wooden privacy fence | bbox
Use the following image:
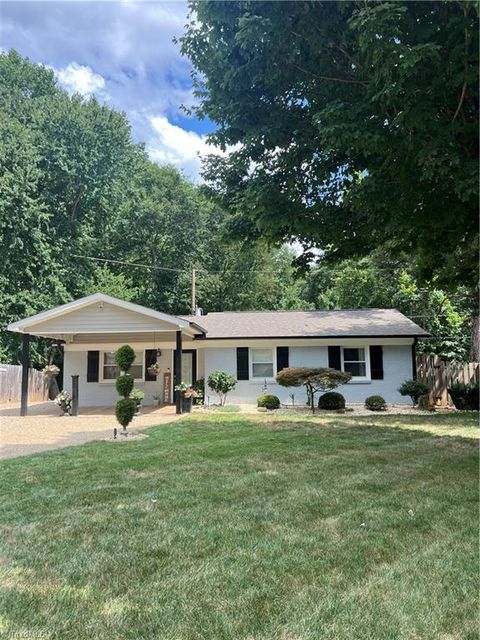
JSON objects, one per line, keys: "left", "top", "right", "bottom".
{"left": 416, "top": 355, "right": 479, "bottom": 406}
{"left": 0, "top": 364, "right": 49, "bottom": 404}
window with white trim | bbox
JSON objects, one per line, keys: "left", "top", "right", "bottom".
{"left": 101, "top": 351, "right": 144, "bottom": 381}
{"left": 250, "top": 348, "right": 274, "bottom": 379}
{"left": 342, "top": 347, "right": 369, "bottom": 380}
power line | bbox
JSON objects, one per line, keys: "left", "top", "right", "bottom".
{"left": 71, "top": 255, "right": 183, "bottom": 273}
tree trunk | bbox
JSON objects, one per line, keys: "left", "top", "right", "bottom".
{"left": 470, "top": 283, "right": 479, "bottom": 362}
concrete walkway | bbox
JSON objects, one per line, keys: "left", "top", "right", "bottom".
{"left": 0, "top": 402, "right": 180, "bottom": 460}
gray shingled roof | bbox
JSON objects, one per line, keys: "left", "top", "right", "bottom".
{"left": 182, "top": 309, "right": 428, "bottom": 339}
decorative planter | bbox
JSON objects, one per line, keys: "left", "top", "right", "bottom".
{"left": 182, "top": 395, "right": 193, "bottom": 414}
{"left": 147, "top": 365, "right": 161, "bottom": 377}
{"left": 59, "top": 401, "right": 71, "bottom": 416}
{"left": 134, "top": 400, "right": 142, "bottom": 416}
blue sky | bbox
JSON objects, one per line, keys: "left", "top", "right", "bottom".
{"left": 0, "top": 0, "right": 219, "bottom": 180}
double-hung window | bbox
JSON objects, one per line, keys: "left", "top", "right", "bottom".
{"left": 250, "top": 348, "right": 274, "bottom": 380}
{"left": 101, "top": 350, "right": 144, "bottom": 382}
{"left": 342, "top": 347, "right": 369, "bottom": 381}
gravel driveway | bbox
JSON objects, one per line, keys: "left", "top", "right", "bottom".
{"left": 0, "top": 402, "right": 180, "bottom": 460}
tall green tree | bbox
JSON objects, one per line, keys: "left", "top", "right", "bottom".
{"left": 181, "top": 1, "right": 479, "bottom": 356}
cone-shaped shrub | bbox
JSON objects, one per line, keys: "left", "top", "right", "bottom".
{"left": 116, "top": 374, "right": 134, "bottom": 398}
{"left": 115, "top": 398, "right": 136, "bottom": 427}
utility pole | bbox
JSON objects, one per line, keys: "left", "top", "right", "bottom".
{"left": 191, "top": 269, "right": 196, "bottom": 314}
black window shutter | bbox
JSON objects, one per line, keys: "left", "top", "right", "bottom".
{"left": 328, "top": 346, "right": 341, "bottom": 370}
{"left": 370, "top": 345, "right": 384, "bottom": 380}
{"left": 276, "top": 346, "right": 289, "bottom": 373}
{"left": 236, "top": 347, "right": 249, "bottom": 380}
{"left": 87, "top": 350, "right": 99, "bottom": 382}
{"left": 145, "top": 349, "right": 157, "bottom": 381}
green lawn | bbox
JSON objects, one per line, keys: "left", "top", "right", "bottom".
{"left": 1, "top": 412, "right": 478, "bottom": 640}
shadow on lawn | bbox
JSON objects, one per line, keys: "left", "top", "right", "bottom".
{"left": 248, "top": 410, "right": 480, "bottom": 441}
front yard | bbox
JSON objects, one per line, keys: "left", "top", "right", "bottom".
{"left": 0, "top": 412, "right": 478, "bottom": 639}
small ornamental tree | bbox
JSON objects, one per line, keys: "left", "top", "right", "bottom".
{"left": 276, "top": 367, "right": 352, "bottom": 414}
{"left": 207, "top": 370, "right": 237, "bottom": 406}
{"left": 114, "top": 345, "right": 136, "bottom": 433}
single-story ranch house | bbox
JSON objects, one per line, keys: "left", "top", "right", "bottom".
{"left": 8, "top": 293, "right": 428, "bottom": 414}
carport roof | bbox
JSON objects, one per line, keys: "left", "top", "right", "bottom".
{"left": 7, "top": 293, "right": 206, "bottom": 337}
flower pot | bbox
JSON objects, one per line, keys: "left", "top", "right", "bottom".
{"left": 59, "top": 401, "right": 71, "bottom": 416}
{"left": 182, "top": 395, "right": 193, "bottom": 413}
{"left": 135, "top": 400, "right": 142, "bottom": 416}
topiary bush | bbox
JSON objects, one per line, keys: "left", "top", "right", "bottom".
{"left": 318, "top": 391, "right": 345, "bottom": 410}
{"left": 276, "top": 367, "right": 352, "bottom": 414}
{"left": 365, "top": 395, "right": 387, "bottom": 411}
{"left": 115, "top": 374, "right": 134, "bottom": 398}
{"left": 115, "top": 345, "right": 136, "bottom": 372}
{"left": 257, "top": 394, "right": 280, "bottom": 410}
{"left": 399, "top": 379, "right": 429, "bottom": 405}
{"left": 448, "top": 382, "right": 479, "bottom": 411}
{"left": 115, "top": 398, "right": 137, "bottom": 428}
{"left": 114, "top": 344, "right": 136, "bottom": 432}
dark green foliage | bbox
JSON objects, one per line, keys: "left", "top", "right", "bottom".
{"left": 399, "top": 380, "right": 430, "bottom": 405}
{"left": 207, "top": 370, "right": 237, "bottom": 406}
{"left": 365, "top": 395, "right": 387, "bottom": 412}
{"left": 448, "top": 383, "right": 479, "bottom": 411}
{"left": 193, "top": 378, "right": 205, "bottom": 397}
{"left": 318, "top": 392, "right": 345, "bottom": 411}
{"left": 115, "top": 398, "right": 136, "bottom": 428}
{"left": 114, "top": 345, "right": 135, "bottom": 373}
{"left": 182, "top": 1, "right": 478, "bottom": 289}
{"left": 115, "top": 374, "right": 134, "bottom": 399}
{"left": 257, "top": 394, "right": 280, "bottom": 410}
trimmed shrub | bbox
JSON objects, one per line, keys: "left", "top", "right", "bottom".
{"left": 115, "top": 345, "right": 136, "bottom": 372}
{"left": 257, "top": 394, "right": 280, "bottom": 410}
{"left": 115, "top": 374, "right": 134, "bottom": 398}
{"left": 399, "top": 379, "right": 429, "bottom": 405}
{"left": 115, "top": 398, "right": 136, "bottom": 428}
{"left": 207, "top": 370, "right": 237, "bottom": 406}
{"left": 318, "top": 391, "right": 345, "bottom": 410}
{"left": 448, "top": 382, "right": 479, "bottom": 411}
{"left": 365, "top": 395, "right": 387, "bottom": 411}
{"left": 276, "top": 367, "right": 351, "bottom": 414}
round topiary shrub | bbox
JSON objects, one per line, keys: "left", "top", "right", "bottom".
{"left": 115, "top": 345, "right": 136, "bottom": 372}
{"left": 115, "top": 374, "right": 134, "bottom": 398}
{"left": 257, "top": 394, "right": 280, "bottom": 410}
{"left": 318, "top": 391, "right": 345, "bottom": 410}
{"left": 365, "top": 395, "right": 387, "bottom": 411}
{"left": 115, "top": 398, "right": 137, "bottom": 428}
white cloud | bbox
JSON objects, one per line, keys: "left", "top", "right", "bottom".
{"left": 147, "top": 115, "right": 226, "bottom": 181}
{"left": 54, "top": 62, "right": 106, "bottom": 97}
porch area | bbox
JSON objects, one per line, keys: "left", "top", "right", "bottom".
{"left": 7, "top": 293, "right": 206, "bottom": 417}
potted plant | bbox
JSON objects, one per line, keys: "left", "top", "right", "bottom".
{"left": 147, "top": 362, "right": 161, "bottom": 377}
{"left": 174, "top": 382, "right": 198, "bottom": 413}
{"left": 54, "top": 390, "right": 72, "bottom": 416}
{"left": 131, "top": 389, "right": 145, "bottom": 415}
{"left": 42, "top": 363, "right": 60, "bottom": 378}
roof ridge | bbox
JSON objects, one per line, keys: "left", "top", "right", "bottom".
{"left": 184, "top": 308, "right": 399, "bottom": 315}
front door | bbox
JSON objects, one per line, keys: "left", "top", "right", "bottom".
{"left": 173, "top": 350, "right": 197, "bottom": 398}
